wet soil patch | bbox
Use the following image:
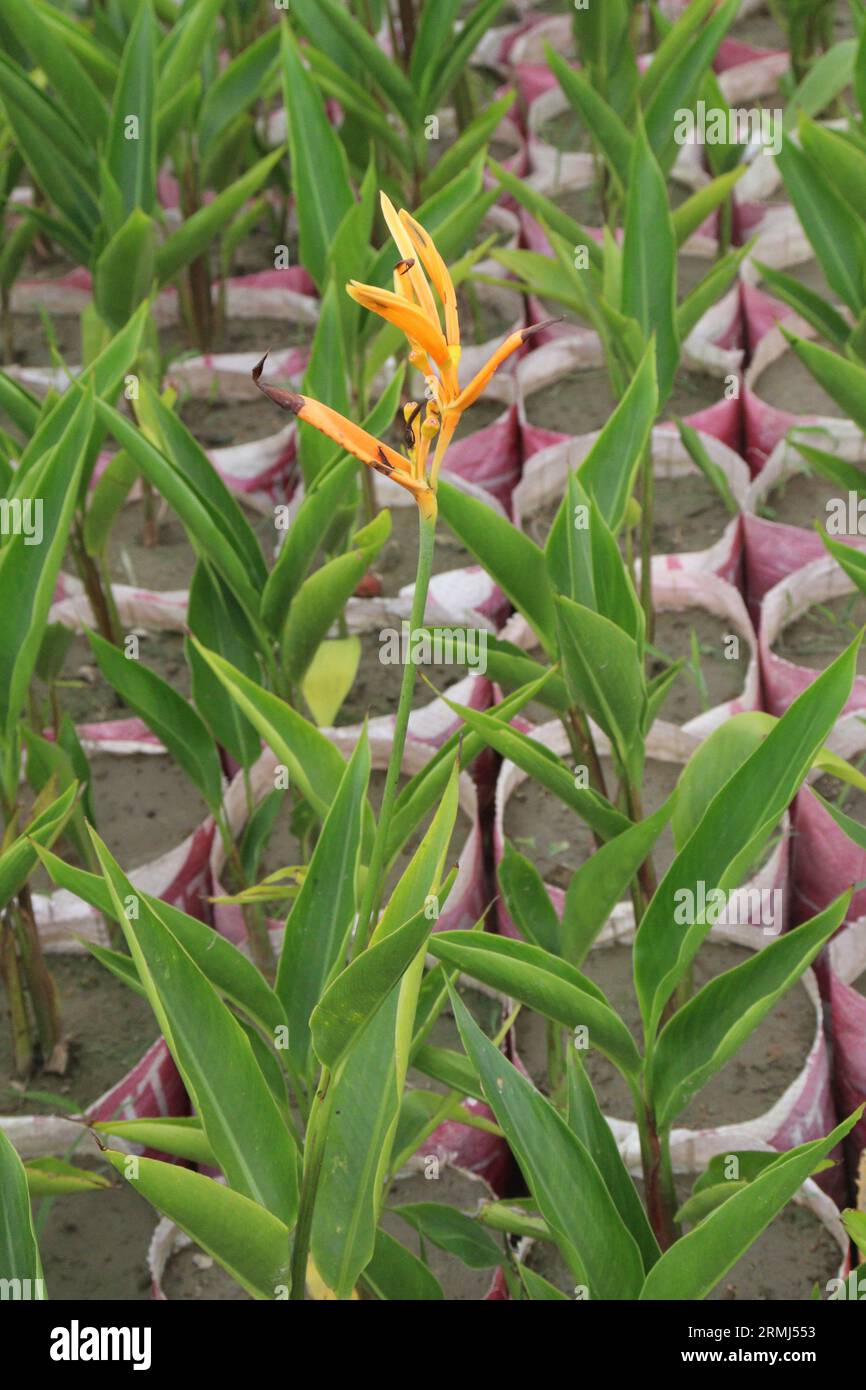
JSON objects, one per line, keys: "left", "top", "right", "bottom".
{"left": 0, "top": 955, "right": 156, "bottom": 1116}
{"left": 504, "top": 753, "right": 682, "bottom": 891}
{"left": 772, "top": 591, "right": 866, "bottom": 674}
{"left": 523, "top": 365, "right": 722, "bottom": 437}
{"left": 756, "top": 344, "right": 847, "bottom": 419}
{"left": 526, "top": 470, "right": 732, "bottom": 556}
{"left": 759, "top": 461, "right": 866, "bottom": 531}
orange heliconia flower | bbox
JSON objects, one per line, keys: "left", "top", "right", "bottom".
{"left": 254, "top": 191, "right": 558, "bottom": 514}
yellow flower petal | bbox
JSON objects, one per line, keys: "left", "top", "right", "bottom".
{"left": 346, "top": 281, "right": 450, "bottom": 367}
{"left": 450, "top": 317, "right": 561, "bottom": 412}
{"left": 252, "top": 354, "right": 435, "bottom": 516}
{"left": 380, "top": 192, "right": 439, "bottom": 328}
{"left": 399, "top": 208, "right": 460, "bottom": 349}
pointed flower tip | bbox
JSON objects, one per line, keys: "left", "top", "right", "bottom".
{"left": 252, "top": 353, "right": 304, "bottom": 415}
{"left": 521, "top": 316, "right": 564, "bottom": 342}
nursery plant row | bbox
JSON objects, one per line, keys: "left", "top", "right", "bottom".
{"left": 0, "top": 0, "right": 865, "bottom": 1319}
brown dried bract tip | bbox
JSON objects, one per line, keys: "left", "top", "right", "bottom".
{"left": 403, "top": 402, "right": 422, "bottom": 447}
{"left": 395, "top": 257, "right": 416, "bottom": 276}
{"left": 252, "top": 352, "right": 304, "bottom": 415}
{"left": 375, "top": 447, "right": 395, "bottom": 475}
{"left": 521, "top": 317, "right": 564, "bottom": 342}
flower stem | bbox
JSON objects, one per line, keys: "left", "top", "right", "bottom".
{"left": 289, "top": 501, "right": 438, "bottom": 1297}
{"left": 355, "top": 501, "right": 437, "bottom": 949}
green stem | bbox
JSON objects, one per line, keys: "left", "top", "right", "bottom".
{"left": 1, "top": 914, "right": 32, "bottom": 1077}
{"left": 288, "top": 502, "right": 438, "bottom": 1296}
{"left": 289, "top": 1066, "right": 334, "bottom": 1300}
{"left": 355, "top": 505, "right": 437, "bottom": 950}
{"left": 639, "top": 441, "right": 655, "bottom": 646}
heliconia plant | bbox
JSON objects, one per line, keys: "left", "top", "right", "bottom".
{"left": 1, "top": 0, "right": 865, "bottom": 1309}
{"left": 285, "top": 0, "right": 514, "bottom": 206}
{"left": 0, "top": 176, "right": 857, "bottom": 1301}
{"left": 0, "top": 0, "right": 285, "bottom": 354}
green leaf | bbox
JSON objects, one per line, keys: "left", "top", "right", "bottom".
{"left": 155, "top": 148, "right": 284, "bottom": 287}
{"left": 83, "top": 449, "right": 138, "bottom": 556}
{"left": 786, "top": 39, "right": 858, "bottom": 127}
{"left": 23, "top": 1157, "right": 109, "bottom": 1196}
{"left": 35, "top": 843, "right": 287, "bottom": 1038}
{"left": 300, "top": 0, "right": 416, "bottom": 125}
{"left": 431, "top": 932, "right": 642, "bottom": 1081}
{"left": 643, "top": 0, "right": 739, "bottom": 174}
{"left": 634, "top": 634, "right": 861, "bottom": 1037}
{"left": 392, "top": 1202, "right": 502, "bottom": 1268}
{"left": 2, "top": 0, "right": 108, "bottom": 147}
{"left": 650, "top": 893, "right": 851, "bottom": 1129}
{"left": 622, "top": 125, "right": 679, "bottom": 402}
{"left": 545, "top": 44, "right": 632, "bottom": 191}
{"left": 675, "top": 416, "right": 740, "bottom": 518}
{"left": 91, "top": 1117, "right": 217, "bottom": 1167}
{"left": 280, "top": 511, "right": 390, "bottom": 684}
{"left": 15, "top": 300, "right": 149, "bottom": 490}
{"left": 0, "top": 1128, "right": 44, "bottom": 1293}
{"left": 776, "top": 134, "right": 866, "bottom": 315}
{"left": 134, "top": 379, "right": 266, "bottom": 590}
{"left": 0, "top": 53, "right": 99, "bottom": 239}
{"left": 189, "top": 643, "right": 350, "bottom": 821}
{"left": 311, "top": 902, "right": 437, "bottom": 1071}
{"left": 87, "top": 630, "right": 223, "bottom": 815}
{"left": 488, "top": 159, "right": 602, "bottom": 270}
{"left": 311, "top": 765, "right": 459, "bottom": 1299}
{"left": 639, "top": 1109, "right": 863, "bottom": 1299}
{"left": 677, "top": 243, "right": 750, "bottom": 341}
{"left": 450, "top": 987, "right": 645, "bottom": 1299}
{"left": 187, "top": 563, "right": 261, "bottom": 769}
{"left": 576, "top": 338, "right": 658, "bottom": 531}
{"left": 103, "top": 1150, "right": 291, "bottom": 1299}
{"left": 198, "top": 23, "right": 279, "bottom": 154}
{"left": 421, "top": 90, "right": 515, "bottom": 201}
{"left": 281, "top": 24, "right": 354, "bottom": 291}
{"left": 107, "top": 0, "right": 157, "bottom": 217}
{"left": 261, "top": 462, "right": 355, "bottom": 631}
{"left": 277, "top": 730, "right": 370, "bottom": 1073}
{"left": 498, "top": 840, "right": 561, "bottom": 954}
{"left": 799, "top": 115, "right": 866, "bottom": 223}
{"left": 437, "top": 693, "right": 631, "bottom": 841}
{"left": 410, "top": 0, "right": 463, "bottom": 89}
{"left": 438, "top": 480, "right": 556, "bottom": 654}
{"left": 0, "top": 388, "right": 93, "bottom": 744}
{"left": 566, "top": 1049, "right": 660, "bottom": 1272}
{"left": 560, "top": 797, "right": 673, "bottom": 967}
{"left": 157, "top": 0, "right": 223, "bottom": 100}
{"left": 422, "top": 0, "right": 507, "bottom": 112}
{"left": 93, "top": 209, "right": 155, "bottom": 331}
{"left": 95, "top": 398, "right": 264, "bottom": 626}
{"left": 362, "top": 1228, "right": 443, "bottom": 1300}
{"left": 781, "top": 329, "right": 866, "bottom": 433}
{"left": 555, "top": 594, "right": 646, "bottom": 774}
{"left": 0, "top": 783, "right": 78, "bottom": 910}
{"left": 519, "top": 1264, "right": 569, "bottom": 1300}
{"left": 91, "top": 832, "right": 299, "bottom": 1227}
{"left": 672, "top": 168, "right": 746, "bottom": 249}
